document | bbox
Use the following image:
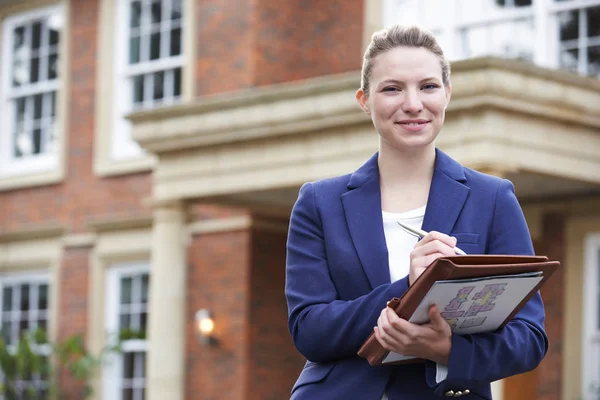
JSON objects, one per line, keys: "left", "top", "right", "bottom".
{"left": 382, "top": 271, "right": 544, "bottom": 364}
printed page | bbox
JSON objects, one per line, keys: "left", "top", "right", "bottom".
{"left": 382, "top": 273, "right": 543, "bottom": 364}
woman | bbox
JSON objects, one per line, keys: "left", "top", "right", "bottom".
{"left": 285, "top": 25, "right": 547, "bottom": 399}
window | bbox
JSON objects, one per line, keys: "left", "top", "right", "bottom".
{"left": 104, "top": 264, "right": 150, "bottom": 400}
{"left": 557, "top": 5, "right": 600, "bottom": 76}
{"left": 0, "top": 274, "right": 50, "bottom": 399}
{"left": 383, "top": 0, "right": 600, "bottom": 78}
{"left": 113, "top": 0, "right": 183, "bottom": 160}
{"left": 583, "top": 233, "right": 600, "bottom": 400}
{"left": 0, "top": 6, "right": 62, "bottom": 177}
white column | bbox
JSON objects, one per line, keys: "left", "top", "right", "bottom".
{"left": 147, "top": 202, "right": 187, "bottom": 400}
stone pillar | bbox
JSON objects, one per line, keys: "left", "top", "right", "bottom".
{"left": 147, "top": 202, "right": 187, "bottom": 400}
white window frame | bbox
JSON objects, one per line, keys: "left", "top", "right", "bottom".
{"left": 103, "top": 262, "right": 149, "bottom": 400}
{"left": 583, "top": 233, "right": 600, "bottom": 400}
{"left": 382, "top": 0, "right": 600, "bottom": 74}
{"left": 112, "top": 0, "right": 184, "bottom": 161}
{"left": 0, "top": 271, "right": 51, "bottom": 399}
{"left": 0, "top": 5, "right": 62, "bottom": 177}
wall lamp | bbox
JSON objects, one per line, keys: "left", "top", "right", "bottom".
{"left": 195, "top": 308, "right": 218, "bottom": 346}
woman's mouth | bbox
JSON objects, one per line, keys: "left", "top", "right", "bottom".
{"left": 396, "top": 120, "right": 430, "bottom": 131}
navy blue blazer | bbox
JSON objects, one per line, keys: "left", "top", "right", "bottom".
{"left": 285, "top": 149, "right": 548, "bottom": 399}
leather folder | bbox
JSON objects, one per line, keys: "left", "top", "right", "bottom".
{"left": 357, "top": 255, "right": 560, "bottom": 366}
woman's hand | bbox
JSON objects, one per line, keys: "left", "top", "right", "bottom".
{"left": 374, "top": 304, "right": 452, "bottom": 364}
{"left": 409, "top": 231, "right": 457, "bottom": 286}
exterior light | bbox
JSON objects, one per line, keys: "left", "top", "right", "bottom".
{"left": 195, "top": 308, "right": 217, "bottom": 346}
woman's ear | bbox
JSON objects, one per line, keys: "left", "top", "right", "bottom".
{"left": 356, "top": 88, "right": 370, "bottom": 115}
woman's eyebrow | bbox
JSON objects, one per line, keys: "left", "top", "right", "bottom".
{"left": 378, "top": 77, "right": 440, "bottom": 86}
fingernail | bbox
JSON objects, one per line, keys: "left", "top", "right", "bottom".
{"left": 452, "top": 237, "right": 457, "bottom": 245}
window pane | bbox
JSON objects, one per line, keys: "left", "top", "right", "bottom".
{"left": 48, "top": 54, "right": 58, "bottom": 79}
{"left": 150, "top": 32, "right": 161, "bottom": 60}
{"left": 121, "top": 277, "right": 133, "bottom": 304}
{"left": 559, "top": 10, "right": 579, "bottom": 42}
{"left": 38, "top": 284, "right": 48, "bottom": 310}
{"left": 141, "top": 274, "right": 149, "bottom": 303}
{"left": 21, "top": 285, "right": 30, "bottom": 311}
{"left": 130, "top": 36, "right": 141, "bottom": 64}
{"left": 32, "top": 21, "right": 42, "bottom": 50}
{"left": 560, "top": 48, "right": 578, "bottom": 72}
{"left": 49, "top": 26, "right": 59, "bottom": 46}
{"left": 171, "top": 0, "right": 182, "bottom": 20}
{"left": 133, "top": 75, "right": 145, "bottom": 104}
{"left": 123, "top": 388, "right": 134, "bottom": 400}
{"left": 457, "top": 0, "right": 531, "bottom": 20}
{"left": 151, "top": 0, "right": 162, "bottom": 24}
{"left": 50, "top": 92, "right": 56, "bottom": 116}
{"left": 38, "top": 318, "right": 47, "bottom": 332}
{"left": 461, "top": 19, "right": 534, "bottom": 60}
{"left": 3, "top": 287, "right": 12, "bottom": 311}
{"left": 13, "top": 26, "right": 25, "bottom": 50}
{"left": 130, "top": 1, "right": 142, "bottom": 28}
{"left": 20, "top": 317, "right": 29, "bottom": 333}
{"left": 34, "top": 94, "right": 43, "bottom": 120}
{"left": 169, "top": 27, "right": 181, "bottom": 56}
{"left": 173, "top": 67, "right": 181, "bottom": 97}
{"left": 588, "top": 6, "right": 600, "bottom": 38}
{"left": 134, "top": 352, "right": 145, "bottom": 378}
{"left": 140, "top": 312, "right": 147, "bottom": 334}
{"left": 123, "top": 352, "right": 135, "bottom": 379}
{"left": 120, "top": 313, "right": 131, "bottom": 330}
{"left": 30, "top": 57, "right": 40, "bottom": 83}
{"left": 153, "top": 71, "right": 164, "bottom": 100}
{"left": 32, "top": 128, "right": 42, "bottom": 154}
{"left": 2, "top": 321, "right": 11, "bottom": 343}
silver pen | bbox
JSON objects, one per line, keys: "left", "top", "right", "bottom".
{"left": 396, "top": 221, "right": 467, "bottom": 256}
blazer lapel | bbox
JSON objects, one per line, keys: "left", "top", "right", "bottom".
{"left": 340, "top": 149, "right": 470, "bottom": 290}
{"left": 341, "top": 154, "right": 390, "bottom": 290}
{"left": 422, "top": 149, "right": 470, "bottom": 235}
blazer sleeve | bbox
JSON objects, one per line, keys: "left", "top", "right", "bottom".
{"left": 426, "top": 179, "right": 549, "bottom": 395}
{"left": 286, "top": 182, "right": 410, "bottom": 363}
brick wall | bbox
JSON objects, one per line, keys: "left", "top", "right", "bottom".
{"left": 185, "top": 229, "right": 252, "bottom": 400}
{"left": 0, "top": 0, "right": 365, "bottom": 398}
{"left": 0, "top": 0, "right": 153, "bottom": 234}
{"left": 195, "top": 0, "right": 363, "bottom": 96}
{"left": 536, "top": 213, "right": 566, "bottom": 400}
{"left": 57, "top": 246, "right": 91, "bottom": 399}
{"left": 248, "top": 227, "right": 304, "bottom": 400}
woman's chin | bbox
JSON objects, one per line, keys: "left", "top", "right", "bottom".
{"left": 380, "top": 135, "right": 436, "bottom": 152}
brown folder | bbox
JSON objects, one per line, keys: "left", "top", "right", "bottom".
{"left": 357, "top": 255, "right": 560, "bottom": 366}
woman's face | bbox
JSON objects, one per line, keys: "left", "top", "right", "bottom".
{"left": 357, "top": 46, "right": 451, "bottom": 153}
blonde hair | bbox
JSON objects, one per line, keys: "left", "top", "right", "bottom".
{"left": 360, "top": 25, "right": 450, "bottom": 96}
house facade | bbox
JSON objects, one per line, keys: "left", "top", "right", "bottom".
{"left": 0, "top": 0, "right": 598, "bottom": 399}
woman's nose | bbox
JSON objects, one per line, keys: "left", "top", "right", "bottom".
{"left": 402, "top": 91, "right": 423, "bottom": 114}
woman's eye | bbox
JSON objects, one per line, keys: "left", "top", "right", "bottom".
{"left": 422, "top": 84, "right": 439, "bottom": 90}
{"left": 383, "top": 87, "right": 400, "bottom": 92}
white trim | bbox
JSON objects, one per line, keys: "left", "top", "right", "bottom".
{"left": 0, "top": 4, "right": 63, "bottom": 178}
{"left": 0, "top": 272, "right": 51, "bottom": 349}
{"left": 582, "top": 233, "right": 600, "bottom": 400}
{"left": 103, "top": 261, "right": 149, "bottom": 400}
{"left": 111, "top": 0, "right": 184, "bottom": 162}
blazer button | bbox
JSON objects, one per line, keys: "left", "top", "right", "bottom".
{"left": 453, "top": 391, "right": 463, "bottom": 397}
{"left": 445, "top": 390, "right": 455, "bottom": 396}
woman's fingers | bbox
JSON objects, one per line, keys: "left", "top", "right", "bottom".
{"left": 413, "top": 231, "right": 457, "bottom": 249}
{"left": 412, "top": 238, "right": 457, "bottom": 258}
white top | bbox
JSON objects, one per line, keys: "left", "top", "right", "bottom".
{"left": 380, "top": 205, "right": 447, "bottom": 400}
{"left": 382, "top": 205, "right": 427, "bottom": 284}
